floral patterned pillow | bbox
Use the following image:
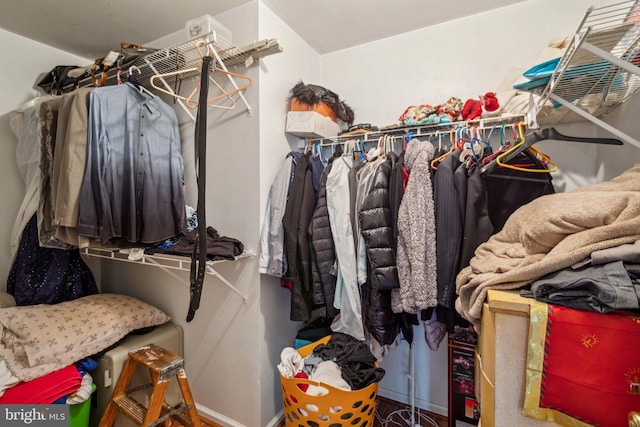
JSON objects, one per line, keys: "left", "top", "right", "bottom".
{"left": 0, "top": 293, "right": 170, "bottom": 381}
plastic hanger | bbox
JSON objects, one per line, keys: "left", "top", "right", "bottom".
{"left": 481, "top": 124, "right": 623, "bottom": 174}
{"left": 484, "top": 122, "right": 554, "bottom": 173}
{"left": 430, "top": 128, "right": 458, "bottom": 170}
{"left": 183, "top": 41, "right": 252, "bottom": 109}
{"left": 149, "top": 42, "right": 245, "bottom": 110}
{"left": 125, "top": 66, "right": 156, "bottom": 98}
{"left": 149, "top": 65, "right": 239, "bottom": 110}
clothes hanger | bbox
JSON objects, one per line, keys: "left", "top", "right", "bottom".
{"left": 149, "top": 65, "right": 238, "bottom": 109}
{"left": 430, "top": 128, "right": 458, "bottom": 170}
{"left": 125, "top": 66, "right": 156, "bottom": 98}
{"left": 488, "top": 122, "right": 557, "bottom": 173}
{"left": 183, "top": 41, "right": 252, "bottom": 109}
{"left": 148, "top": 42, "right": 244, "bottom": 110}
{"left": 481, "top": 124, "right": 623, "bottom": 174}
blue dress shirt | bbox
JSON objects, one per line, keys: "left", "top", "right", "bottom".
{"left": 78, "top": 83, "right": 186, "bottom": 247}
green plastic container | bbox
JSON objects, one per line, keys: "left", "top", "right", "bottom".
{"left": 69, "top": 383, "right": 96, "bottom": 427}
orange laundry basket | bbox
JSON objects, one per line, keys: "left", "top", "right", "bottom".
{"left": 279, "top": 336, "right": 378, "bottom": 427}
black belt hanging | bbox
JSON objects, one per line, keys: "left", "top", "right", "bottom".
{"left": 186, "top": 55, "right": 212, "bottom": 322}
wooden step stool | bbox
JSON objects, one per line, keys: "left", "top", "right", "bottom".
{"left": 99, "top": 344, "right": 202, "bottom": 427}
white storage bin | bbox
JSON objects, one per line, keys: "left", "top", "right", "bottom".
{"left": 286, "top": 111, "right": 342, "bottom": 138}
{"left": 185, "top": 14, "right": 232, "bottom": 43}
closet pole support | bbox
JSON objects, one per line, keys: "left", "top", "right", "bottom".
{"left": 548, "top": 93, "right": 640, "bottom": 149}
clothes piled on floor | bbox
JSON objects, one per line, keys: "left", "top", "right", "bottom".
{"left": 277, "top": 333, "right": 385, "bottom": 394}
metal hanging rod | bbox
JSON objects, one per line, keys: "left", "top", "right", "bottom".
{"left": 302, "top": 114, "right": 526, "bottom": 145}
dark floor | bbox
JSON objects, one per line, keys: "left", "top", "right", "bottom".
{"left": 373, "top": 396, "right": 447, "bottom": 427}
{"left": 277, "top": 395, "right": 448, "bottom": 427}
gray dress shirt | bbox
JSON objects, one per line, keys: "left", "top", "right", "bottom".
{"left": 78, "top": 83, "right": 186, "bottom": 247}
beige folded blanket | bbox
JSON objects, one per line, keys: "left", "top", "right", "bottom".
{"left": 455, "top": 162, "right": 640, "bottom": 328}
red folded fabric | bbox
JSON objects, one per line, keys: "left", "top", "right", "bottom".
{"left": 538, "top": 305, "right": 640, "bottom": 427}
{"left": 0, "top": 365, "right": 82, "bottom": 404}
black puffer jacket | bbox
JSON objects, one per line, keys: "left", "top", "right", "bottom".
{"left": 309, "top": 150, "right": 342, "bottom": 318}
{"left": 358, "top": 156, "right": 400, "bottom": 345}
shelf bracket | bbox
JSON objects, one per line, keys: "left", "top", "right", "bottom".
{"left": 549, "top": 92, "right": 640, "bottom": 149}
{"left": 144, "top": 255, "right": 249, "bottom": 303}
{"left": 82, "top": 248, "right": 251, "bottom": 303}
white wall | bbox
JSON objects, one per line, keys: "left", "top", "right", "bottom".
{"left": 2, "top": 1, "right": 639, "bottom": 425}
{"left": 100, "top": 3, "right": 264, "bottom": 426}
{"left": 0, "top": 28, "right": 93, "bottom": 288}
{"left": 258, "top": 3, "right": 322, "bottom": 425}
{"left": 318, "top": 0, "right": 640, "bottom": 415}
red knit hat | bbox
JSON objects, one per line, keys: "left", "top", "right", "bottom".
{"left": 482, "top": 92, "right": 500, "bottom": 112}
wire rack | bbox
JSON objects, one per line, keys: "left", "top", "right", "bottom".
{"left": 533, "top": 0, "right": 640, "bottom": 133}
{"left": 82, "top": 247, "right": 254, "bottom": 302}
{"left": 74, "top": 32, "right": 281, "bottom": 118}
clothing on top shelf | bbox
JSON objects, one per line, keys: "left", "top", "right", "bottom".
{"left": 524, "top": 260, "right": 640, "bottom": 313}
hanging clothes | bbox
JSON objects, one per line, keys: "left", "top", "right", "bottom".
{"left": 355, "top": 154, "right": 386, "bottom": 285}
{"left": 35, "top": 96, "right": 75, "bottom": 250}
{"left": 358, "top": 155, "right": 402, "bottom": 346}
{"left": 309, "top": 147, "right": 343, "bottom": 318}
{"left": 326, "top": 154, "right": 365, "bottom": 341}
{"left": 393, "top": 139, "right": 438, "bottom": 314}
{"left": 10, "top": 97, "right": 54, "bottom": 257}
{"left": 51, "top": 87, "right": 94, "bottom": 247}
{"left": 77, "top": 83, "right": 186, "bottom": 247}
{"left": 7, "top": 214, "right": 98, "bottom": 306}
{"left": 459, "top": 150, "right": 554, "bottom": 268}
{"left": 434, "top": 154, "right": 469, "bottom": 333}
{"left": 282, "top": 154, "right": 318, "bottom": 321}
{"left": 259, "top": 153, "right": 297, "bottom": 277}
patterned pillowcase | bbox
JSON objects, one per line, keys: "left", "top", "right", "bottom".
{"left": 0, "top": 293, "right": 170, "bottom": 381}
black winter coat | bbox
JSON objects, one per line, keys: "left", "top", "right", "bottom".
{"left": 309, "top": 150, "right": 342, "bottom": 318}
{"left": 283, "top": 155, "right": 317, "bottom": 321}
{"left": 358, "top": 156, "right": 400, "bottom": 345}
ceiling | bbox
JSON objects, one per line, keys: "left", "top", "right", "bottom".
{"left": 0, "top": 0, "right": 524, "bottom": 58}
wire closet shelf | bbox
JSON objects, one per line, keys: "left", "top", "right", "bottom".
{"left": 76, "top": 32, "right": 281, "bottom": 119}
{"left": 530, "top": 0, "right": 640, "bottom": 147}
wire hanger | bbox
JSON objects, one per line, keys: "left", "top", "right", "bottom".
{"left": 481, "top": 124, "right": 623, "bottom": 174}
